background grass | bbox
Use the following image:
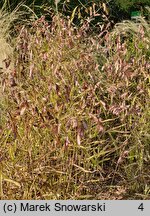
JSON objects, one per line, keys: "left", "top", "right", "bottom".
{"left": 0, "top": 5, "right": 149, "bottom": 199}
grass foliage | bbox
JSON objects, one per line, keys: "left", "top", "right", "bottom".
{"left": 0, "top": 7, "right": 149, "bottom": 199}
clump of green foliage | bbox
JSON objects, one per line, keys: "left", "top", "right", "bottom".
{"left": 0, "top": 7, "right": 149, "bottom": 199}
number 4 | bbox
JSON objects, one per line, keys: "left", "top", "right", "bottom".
{"left": 138, "top": 203, "right": 144, "bottom": 211}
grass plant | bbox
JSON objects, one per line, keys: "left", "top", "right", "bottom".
{"left": 0, "top": 7, "right": 149, "bottom": 199}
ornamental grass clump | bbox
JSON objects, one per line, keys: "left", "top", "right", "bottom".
{"left": 0, "top": 11, "right": 149, "bottom": 199}
{"left": 1, "top": 15, "right": 105, "bottom": 199}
